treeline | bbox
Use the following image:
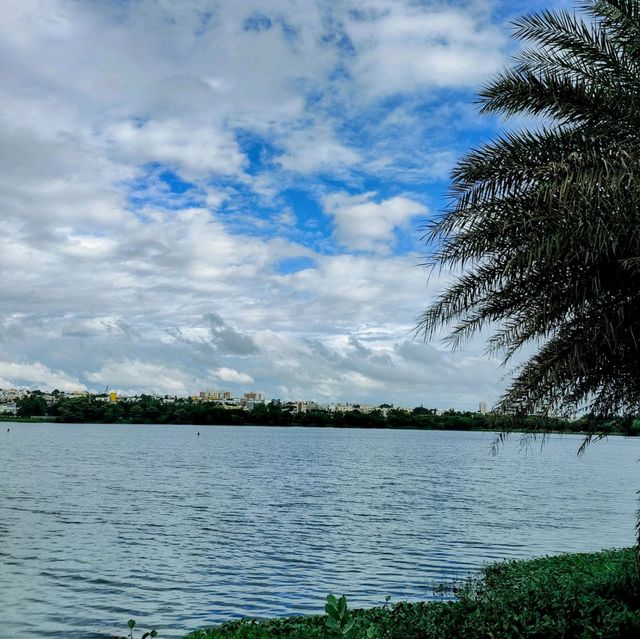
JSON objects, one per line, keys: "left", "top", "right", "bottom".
{"left": 13, "top": 393, "right": 640, "bottom": 435}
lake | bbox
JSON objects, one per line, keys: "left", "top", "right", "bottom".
{"left": 0, "top": 423, "right": 638, "bottom": 638}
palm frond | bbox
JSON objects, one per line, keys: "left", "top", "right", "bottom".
{"left": 420, "top": 0, "right": 640, "bottom": 421}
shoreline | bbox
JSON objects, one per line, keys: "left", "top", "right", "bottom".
{"left": 183, "top": 547, "right": 640, "bottom": 639}
{"left": 10, "top": 394, "right": 640, "bottom": 437}
{"left": 2, "top": 417, "right": 636, "bottom": 438}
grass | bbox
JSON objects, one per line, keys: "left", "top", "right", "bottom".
{"left": 184, "top": 547, "right": 640, "bottom": 639}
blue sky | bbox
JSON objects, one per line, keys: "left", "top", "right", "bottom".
{"left": 0, "top": 0, "right": 570, "bottom": 408}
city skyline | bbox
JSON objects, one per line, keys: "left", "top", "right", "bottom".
{"left": 0, "top": 385, "right": 490, "bottom": 414}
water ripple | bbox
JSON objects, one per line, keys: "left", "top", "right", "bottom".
{"left": 0, "top": 424, "right": 638, "bottom": 638}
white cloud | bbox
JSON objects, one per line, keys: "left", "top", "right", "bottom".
{"left": 213, "top": 367, "right": 254, "bottom": 385}
{"left": 345, "top": 4, "right": 506, "bottom": 97}
{"left": 323, "top": 192, "right": 427, "bottom": 252}
{"left": 276, "top": 124, "right": 361, "bottom": 174}
{"left": 105, "top": 119, "right": 246, "bottom": 180}
{"left": 249, "top": 330, "right": 503, "bottom": 407}
{"left": 0, "top": 361, "right": 86, "bottom": 392}
{"left": 275, "top": 208, "right": 296, "bottom": 225}
{"left": 0, "top": 0, "right": 74, "bottom": 49}
{"left": 86, "top": 359, "right": 198, "bottom": 396}
{"left": 0, "top": 0, "right": 515, "bottom": 408}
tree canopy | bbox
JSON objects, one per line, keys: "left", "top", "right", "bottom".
{"left": 419, "top": 0, "right": 640, "bottom": 421}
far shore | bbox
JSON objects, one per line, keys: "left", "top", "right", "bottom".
{"left": 9, "top": 393, "right": 640, "bottom": 438}
{"left": 2, "top": 415, "right": 637, "bottom": 439}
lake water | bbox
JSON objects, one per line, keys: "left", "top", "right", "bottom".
{"left": 0, "top": 423, "right": 638, "bottom": 638}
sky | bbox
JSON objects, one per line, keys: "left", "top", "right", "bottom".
{"left": 0, "top": 0, "right": 569, "bottom": 409}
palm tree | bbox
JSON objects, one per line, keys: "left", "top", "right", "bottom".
{"left": 420, "top": 0, "right": 640, "bottom": 424}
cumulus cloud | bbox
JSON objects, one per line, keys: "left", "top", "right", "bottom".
{"left": 105, "top": 119, "right": 246, "bottom": 180}
{"left": 323, "top": 192, "right": 427, "bottom": 253}
{"left": 0, "top": 361, "right": 86, "bottom": 392}
{"left": 0, "top": 0, "right": 516, "bottom": 408}
{"left": 212, "top": 367, "right": 254, "bottom": 385}
{"left": 345, "top": 4, "right": 506, "bottom": 97}
{"left": 86, "top": 359, "right": 199, "bottom": 396}
{"left": 249, "top": 331, "right": 503, "bottom": 407}
{"left": 276, "top": 124, "right": 361, "bottom": 174}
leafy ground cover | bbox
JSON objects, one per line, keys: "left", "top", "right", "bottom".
{"left": 184, "top": 547, "right": 640, "bottom": 639}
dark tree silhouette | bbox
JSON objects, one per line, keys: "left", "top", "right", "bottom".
{"left": 420, "top": 0, "right": 640, "bottom": 423}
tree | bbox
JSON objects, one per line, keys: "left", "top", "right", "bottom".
{"left": 16, "top": 394, "right": 48, "bottom": 418}
{"left": 419, "top": 0, "right": 640, "bottom": 423}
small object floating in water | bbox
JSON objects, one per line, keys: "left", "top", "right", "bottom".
{"left": 197, "top": 432, "right": 200, "bottom": 436}
{"left": 6, "top": 428, "right": 9, "bottom": 432}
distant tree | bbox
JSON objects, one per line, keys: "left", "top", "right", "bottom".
{"left": 16, "top": 395, "right": 48, "bottom": 418}
{"left": 102, "top": 403, "right": 124, "bottom": 424}
{"left": 129, "top": 405, "right": 145, "bottom": 423}
{"left": 412, "top": 406, "right": 436, "bottom": 415}
{"left": 419, "top": 0, "right": 640, "bottom": 423}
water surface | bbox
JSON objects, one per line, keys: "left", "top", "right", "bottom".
{"left": 0, "top": 423, "right": 638, "bottom": 638}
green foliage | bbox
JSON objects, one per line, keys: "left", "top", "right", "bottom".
{"left": 15, "top": 394, "right": 48, "bottom": 418}
{"left": 36, "top": 392, "right": 640, "bottom": 435}
{"left": 112, "top": 618, "right": 158, "bottom": 639}
{"left": 419, "top": 0, "right": 640, "bottom": 421}
{"left": 183, "top": 548, "right": 640, "bottom": 639}
{"left": 325, "top": 595, "right": 355, "bottom": 637}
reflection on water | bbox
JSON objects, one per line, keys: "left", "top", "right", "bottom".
{"left": 0, "top": 423, "right": 637, "bottom": 638}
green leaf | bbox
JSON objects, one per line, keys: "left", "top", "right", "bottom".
{"left": 366, "top": 626, "right": 380, "bottom": 639}
{"left": 150, "top": 631, "right": 158, "bottom": 638}
{"left": 326, "top": 617, "right": 340, "bottom": 631}
{"left": 128, "top": 619, "right": 136, "bottom": 629}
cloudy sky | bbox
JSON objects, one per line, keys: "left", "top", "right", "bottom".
{"left": 0, "top": 0, "right": 567, "bottom": 408}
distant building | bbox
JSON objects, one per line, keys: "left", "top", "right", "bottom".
{"left": 109, "top": 391, "right": 118, "bottom": 403}
{"left": 240, "top": 392, "right": 265, "bottom": 410}
{"left": 199, "top": 390, "right": 231, "bottom": 401}
{"left": 0, "top": 388, "right": 28, "bottom": 402}
{"left": 331, "top": 402, "right": 353, "bottom": 413}
{"left": 356, "top": 404, "right": 377, "bottom": 414}
{"left": 479, "top": 401, "right": 488, "bottom": 414}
